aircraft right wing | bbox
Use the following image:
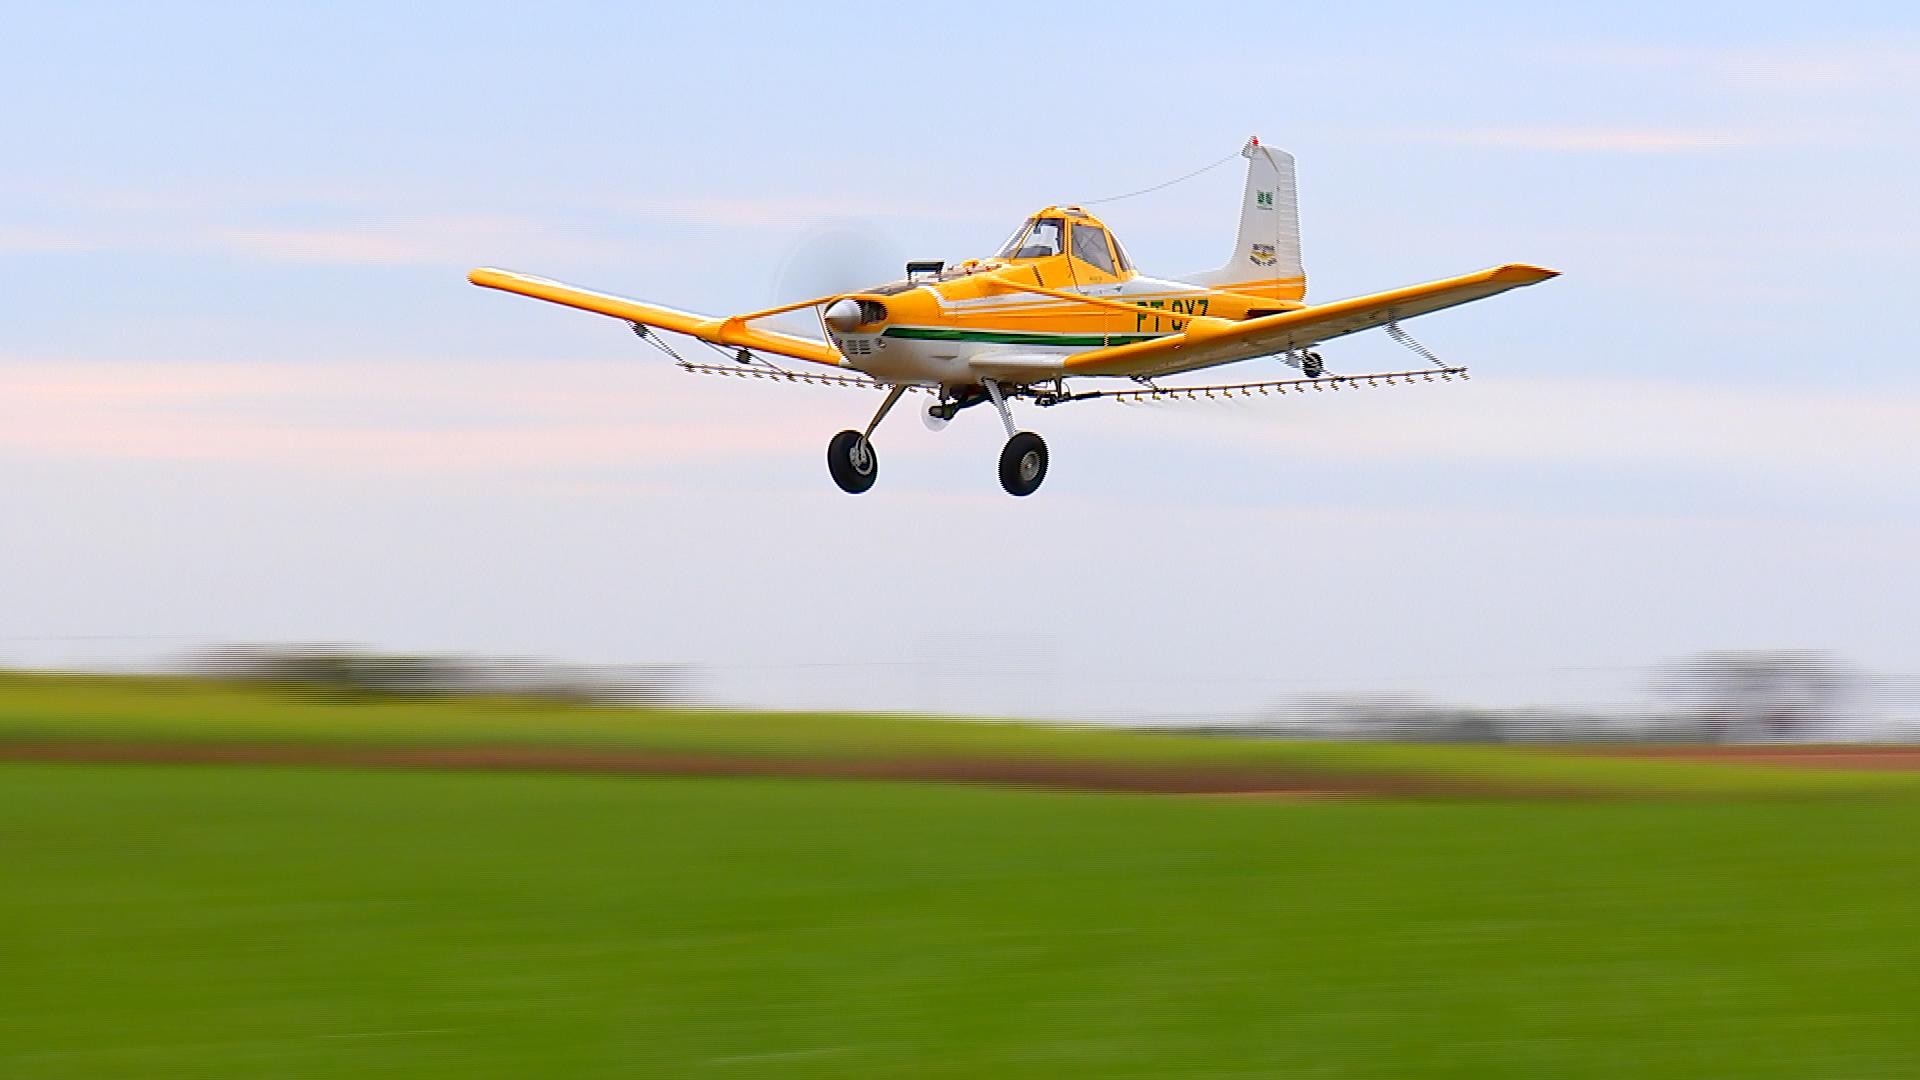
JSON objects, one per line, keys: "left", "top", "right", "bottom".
{"left": 470, "top": 267, "right": 845, "bottom": 368}
{"left": 1061, "top": 264, "right": 1557, "bottom": 379}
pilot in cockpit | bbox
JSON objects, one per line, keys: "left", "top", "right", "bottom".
{"left": 995, "top": 216, "right": 1065, "bottom": 260}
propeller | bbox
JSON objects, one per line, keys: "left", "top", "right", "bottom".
{"left": 768, "top": 221, "right": 904, "bottom": 335}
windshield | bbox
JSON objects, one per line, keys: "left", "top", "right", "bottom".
{"left": 993, "top": 218, "right": 1037, "bottom": 259}
{"left": 994, "top": 216, "right": 1066, "bottom": 260}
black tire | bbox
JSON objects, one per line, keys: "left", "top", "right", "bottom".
{"left": 1303, "top": 351, "right": 1325, "bottom": 378}
{"left": 998, "top": 431, "right": 1048, "bottom": 496}
{"left": 827, "top": 430, "right": 877, "bottom": 494}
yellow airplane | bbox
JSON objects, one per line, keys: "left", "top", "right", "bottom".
{"left": 471, "top": 138, "right": 1555, "bottom": 496}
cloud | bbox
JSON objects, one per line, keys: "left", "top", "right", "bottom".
{"left": 0, "top": 213, "right": 637, "bottom": 266}
{"left": 1393, "top": 40, "right": 1920, "bottom": 157}
{"left": 1557, "top": 43, "right": 1920, "bottom": 93}
{"left": 1399, "top": 127, "right": 1779, "bottom": 153}
{"left": 5, "top": 355, "right": 1917, "bottom": 510}
{"left": 214, "top": 226, "right": 446, "bottom": 265}
{"left": 0, "top": 357, "right": 838, "bottom": 476}
{"left": 212, "top": 215, "right": 637, "bottom": 266}
{"left": 0, "top": 187, "right": 1001, "bottom": 265}
{"left": 0, "top": 225, "right": 119, "bottom": 255}
{"left": 613, "top": 194, "right": 1004, "bottom": 231}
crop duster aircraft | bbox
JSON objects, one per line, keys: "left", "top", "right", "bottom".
{"left": 471, "top": 139, "right": 1555, "bottom": 496}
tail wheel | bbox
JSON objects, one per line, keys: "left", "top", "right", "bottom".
{"left": 998, "top": 431, "right": 1048, "bottom": 497}
{"left": 827, "top": 429, "right": 877, "bottom": 494}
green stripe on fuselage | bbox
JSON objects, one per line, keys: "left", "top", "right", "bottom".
{"left": 880, "top": 326, "right": 1167, "bottom": 347}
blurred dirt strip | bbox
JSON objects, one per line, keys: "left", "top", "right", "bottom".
{"left": 0, "top": 741, "right": 1609, "bottom": 798}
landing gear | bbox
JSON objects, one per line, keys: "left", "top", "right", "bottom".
{"left": 983, "top": 379, "right": 1049, "bottom": 497}
{"left": 827, "top": 383, "right": 908, "bottom": 495}
{"left": 827, "top": 380, "right": 1054, "bottom": 496}
{"left": 1302, "top": 350, "right": 1325, "bottom": 378}
{"left": 827, "top": 430, "right": 877, "bottom": 493}
{"left": 999, "top": 431, "right": 1048, "bottom": 496}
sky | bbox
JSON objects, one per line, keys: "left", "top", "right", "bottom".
{"left": 3, "top": 2, "right": 1918, "bottom": 718}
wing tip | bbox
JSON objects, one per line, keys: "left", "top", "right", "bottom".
{"left": 1493, "top": 263, "right": 1560, "bottom": 285}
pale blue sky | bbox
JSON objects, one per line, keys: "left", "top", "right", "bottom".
{"left": 3, "top": 2, "right": 1917, "bottom": 717}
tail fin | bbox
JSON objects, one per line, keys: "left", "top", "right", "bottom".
{"left": 1188, "top": 138, "right": 1305, "bottom": 303}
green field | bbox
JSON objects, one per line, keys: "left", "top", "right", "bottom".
{"left": 4, "top": 674, "right": 1919, "bottom": 1075}
{"left": 5, "top": 764, "right": 1919, "bottom": 1077}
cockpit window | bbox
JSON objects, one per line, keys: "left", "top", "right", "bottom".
{"left": 996, "top": 216, "right": 1066, "bottom": 260}
{"left": 994, "top": 218, "right": 1037, "bottom": 259}
{"left": 1071, "top": 224, "right": 1117, "bottom": 275}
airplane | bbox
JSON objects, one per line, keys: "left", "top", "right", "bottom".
{"left": 470, "top": 138, "right": 1555, "bottom": 496}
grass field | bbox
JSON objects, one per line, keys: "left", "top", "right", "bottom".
{"left": 6, "top": 764, "right": 1919, "bottom": 1077}
{"left": 4, "top": 674, "right": 1919, "bottom": 1075}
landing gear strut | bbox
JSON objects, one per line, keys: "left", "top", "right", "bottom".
{"left": 827, "top": 384, "right": 908, "bottom": 495}
{"left": 983, "top": 379, "right": 1049, "bottom": 497}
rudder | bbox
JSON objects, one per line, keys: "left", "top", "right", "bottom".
{"left": 1189, "top": 138, "right": 1305, "bottom": 303}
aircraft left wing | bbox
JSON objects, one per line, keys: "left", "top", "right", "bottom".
{"left": 1061, "top": 264, "right": 1557, "bottom": 379}
{"left": 469, "top": 267, "right": 845, "bottom": 368}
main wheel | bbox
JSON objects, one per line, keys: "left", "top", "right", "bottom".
{"left": 1302, "top": 351, "right": 1325, "bottom": 378}
{"left": 998, "top": 431, "right": 1048, "bottom": 496}
{"left": 827, "top": 429, "right": 877, "bottom": 494}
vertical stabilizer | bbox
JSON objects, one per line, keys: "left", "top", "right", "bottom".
{"left": 1189, "top": 138, "right": 1305, "bottom": 302}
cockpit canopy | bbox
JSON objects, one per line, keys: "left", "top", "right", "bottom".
{"left": 993, "top": 207, "right": 1132, "bottom": 275}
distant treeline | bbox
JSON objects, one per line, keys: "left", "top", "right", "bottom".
{"left": 190, "top": 646, "right": 703, "bottom": 707}
{"left": 1231, "top": 651, "right": 1877, "bottom": 744}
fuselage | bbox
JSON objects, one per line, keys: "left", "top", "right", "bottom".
{"left": 822, "top": 205, "right": 1302, "bottom": 389}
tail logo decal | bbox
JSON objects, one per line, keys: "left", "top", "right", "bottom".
{"left": 1249, "top": 243, "right": 1277, "bottom": 267}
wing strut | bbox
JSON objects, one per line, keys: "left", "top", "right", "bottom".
{"left": 1384, "top": 320, "right": 1444, "bottom": 368}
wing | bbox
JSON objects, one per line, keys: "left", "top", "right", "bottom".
{"left": 469, "top": 267, "right": 845, "bottom": 368}
{"left": 1062, "top": 264, "right": 1557, "bottom": 379}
